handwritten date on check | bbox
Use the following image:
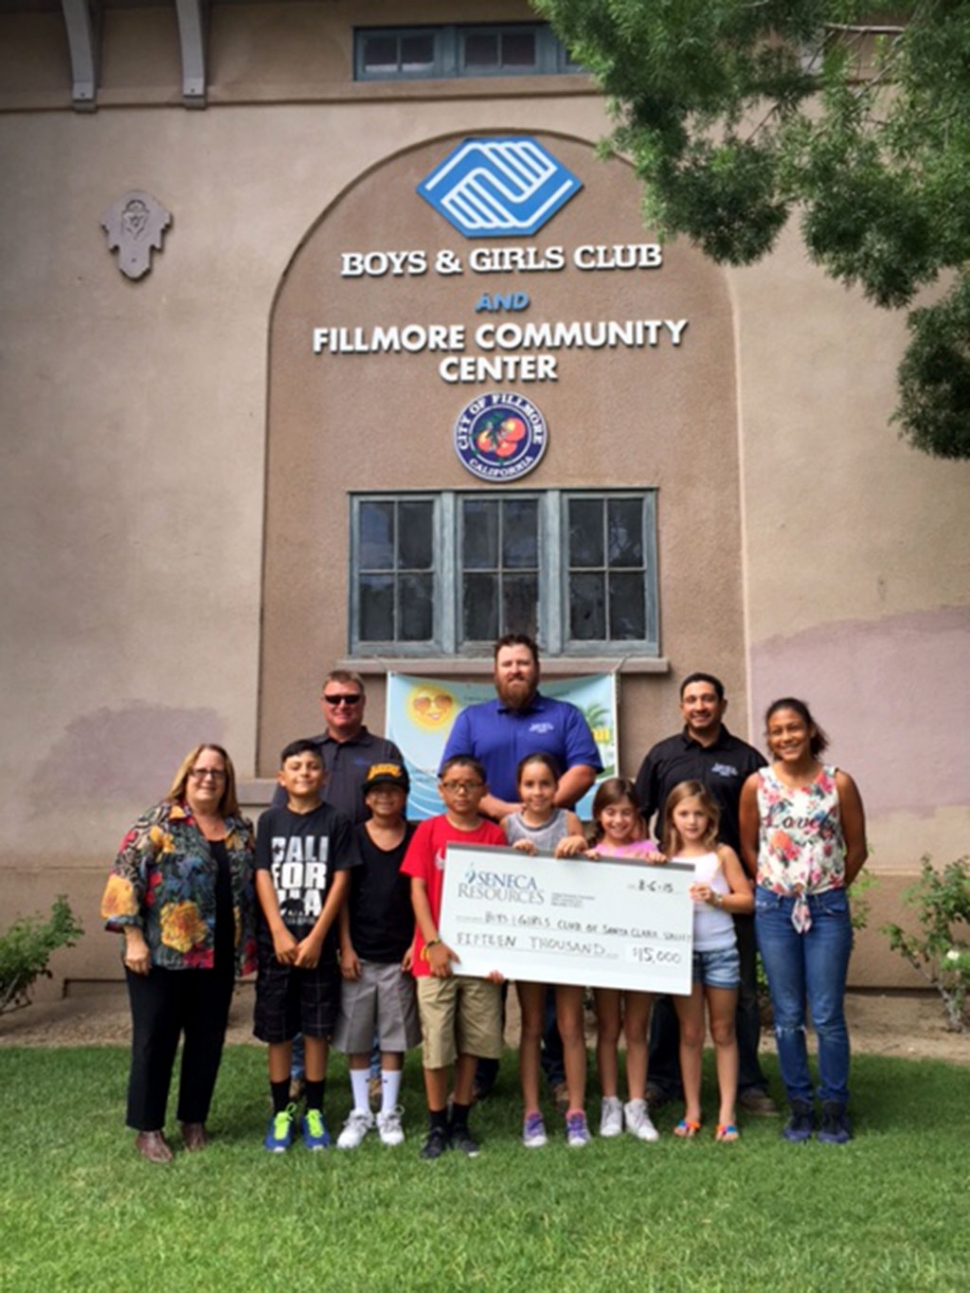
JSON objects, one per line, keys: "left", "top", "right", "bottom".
{"left": 439, "top": 843, "right": 695, "bottom": 995}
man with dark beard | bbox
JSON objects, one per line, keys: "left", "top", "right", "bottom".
{"left": 439, "top": 633, "right": 602, "bottom": 821}
{"left": 438, "top": 633, "right": 602, "bottom": 1105}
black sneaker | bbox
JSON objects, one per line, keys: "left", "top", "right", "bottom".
{"left": 738, "top": 1088, "right": 779, "bottom": 1116}
{"left": 644, "top": 1083, "right": 672, "bottom": 1110}
{"left": 448, "top": 1125, "right": 481, "bottom": 1157}
{"left": 782, "top": 1099, "right": 814, "bottom": 1143}
{"left": 817, "top": 1101, "right": 852, "bottom": 1144}
{"left": 420, "top": 1127, "right": 449, "bottom": 1161}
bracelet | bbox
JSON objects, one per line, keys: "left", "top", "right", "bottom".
{"left": 420, "top": 936, "right": 443, "bottom": 964}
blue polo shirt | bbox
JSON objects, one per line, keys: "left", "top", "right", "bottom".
{"left": 439, "top": 690, "right": 602, "bottom": 804}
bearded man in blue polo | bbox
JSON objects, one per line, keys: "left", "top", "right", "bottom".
{"left": 439, "top": 632, "right": 602, "bottom": 1103}
{"left": 440, "top": 633, "right": 601, "bottom": 822}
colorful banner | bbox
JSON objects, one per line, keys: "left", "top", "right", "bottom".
{"left": 386, "top": 670, "right": 617, "bottom": 821}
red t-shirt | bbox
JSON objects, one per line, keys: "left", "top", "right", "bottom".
{"left": 400, "top": 814, "right": 506, "bottom": 977}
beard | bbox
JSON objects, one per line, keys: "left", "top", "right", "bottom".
{"left": 497, "top": 676, "right": 536, "bottom": 711}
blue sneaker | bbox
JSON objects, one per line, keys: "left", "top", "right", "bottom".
{"left": 522, "top": 1112, "right": 548, "bottom": 1149}
{"left": 566, "top": 1111, "right": 591, "bottom": 1147}
{"left": 301, "top": 1108, "right": 331, "bottom": 1150}
{"left": 265, "top": 1103, "right": 297, "bottom": 1153}
{"left": 816, "top": 1101, "right": 852, "bottom": 1145}
{"left": 782, "top": 1099, "right": 814, "bottom": 1143}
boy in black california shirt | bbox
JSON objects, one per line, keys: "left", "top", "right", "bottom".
{"left": 254, "top": 740, "right": 360, "bottom": 1151}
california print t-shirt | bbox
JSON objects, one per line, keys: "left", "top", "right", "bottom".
{"left": 255, "top": 802, "right": 360, "bottom": 935}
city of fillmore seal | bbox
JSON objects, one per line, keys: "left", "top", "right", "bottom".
{"left": 453, "top": 392, "right": 548, "bottom": 482}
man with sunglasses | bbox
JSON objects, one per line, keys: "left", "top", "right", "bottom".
{"left": 272, "top": 671, "right": 403, "bottom": 825}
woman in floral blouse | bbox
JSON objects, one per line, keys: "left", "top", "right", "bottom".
{"left": 739, "top": 699, "right": 867, "bottom": 1147}
{"left": 101, "top": 744, "right": 257, "bottom": 1162}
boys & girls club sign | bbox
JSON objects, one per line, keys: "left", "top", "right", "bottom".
{"left": 309, "top": 136, "right": 690, "bottom": 482}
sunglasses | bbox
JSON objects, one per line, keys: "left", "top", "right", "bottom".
{"left": 323, "top": 693, "right": 362, "bottom": 706}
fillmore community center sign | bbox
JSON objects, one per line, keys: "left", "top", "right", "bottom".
{"left": 309, "top": 136, "right": 690, "bottom": 388}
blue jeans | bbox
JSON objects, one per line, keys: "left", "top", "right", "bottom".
{"left": 755, "top": 887, "right": 853, "bottom": 1105}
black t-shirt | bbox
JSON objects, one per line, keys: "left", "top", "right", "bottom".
{"left": 634, "top": 726, "right": 767, "bottom": 853}
{"left": 255, "top": 802, "right": 361, "bottom": 948}
{"left": 346, "top": 821, "right": 416, "bottom": 963}
{"left": 210, "top": 838, "right": 235, "bottom": 974}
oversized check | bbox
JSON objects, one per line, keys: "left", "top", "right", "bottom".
{"left": 439, "top": 843, "right": 694, "bottom": 995}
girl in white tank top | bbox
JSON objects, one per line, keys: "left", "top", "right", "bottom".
{"left": 662, "top": 780, "right": 754, "bottom": 1142}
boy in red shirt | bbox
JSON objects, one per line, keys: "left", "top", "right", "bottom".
{"left": 401, "top": 757, "right": 505, "bottom": 1160}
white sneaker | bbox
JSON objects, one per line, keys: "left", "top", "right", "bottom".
{"left": 599, "top": 1096, "right": 624, "bottom": 1137}
{"left": 336, "top": 1109, "right": 374, "bottom": 1149}
{"left": 376, "top": 1107, "right": 405, "bottom": 1147}
{"left": 624, "top": 1098, "right": 660, "bottom": 1142}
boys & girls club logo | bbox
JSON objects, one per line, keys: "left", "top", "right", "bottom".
{"left": 454, "top": 392, "right": 548, "bottom": 482}
{"left": 417, "top": 137, "right": 582, "bottom": 238}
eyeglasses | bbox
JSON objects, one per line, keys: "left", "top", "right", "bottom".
{"left": 323, "top": 693, "right": 362, "bottom": 707}
{"left": 440, "top": 780, "right": 484, "bottom": 793}
{"left": 190, "top": 768, "right": 226, "bottom": 781}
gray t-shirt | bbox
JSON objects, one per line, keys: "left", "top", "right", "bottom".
{"left": 503, "top": 807, "right": 574, "bottom": 853}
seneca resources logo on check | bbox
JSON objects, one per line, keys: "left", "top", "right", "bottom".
{"left": 417, "top": 137, "right": 582, "bottom": 238}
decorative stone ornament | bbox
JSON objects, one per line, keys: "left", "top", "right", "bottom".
{"left": 101, "top": 191, "right": 172, "bottom": 279}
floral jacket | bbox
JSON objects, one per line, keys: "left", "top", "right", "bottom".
{"left": 101, "top": 800, "right": 258, "bottom": 974}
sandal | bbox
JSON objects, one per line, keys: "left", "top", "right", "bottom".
{"left": 674, "top": 1119, "right": 701, "bottom": 1138}
{"left": 715, "top": 1123, "right": 739, "bottom": 1142}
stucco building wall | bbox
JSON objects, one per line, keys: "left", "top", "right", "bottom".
{"left": 1, "top": 1, "right": 966, "bottom": 989}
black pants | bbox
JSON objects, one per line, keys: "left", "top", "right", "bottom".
{"left": 476, "top": 985, "right": 565, "bottom": 1094}
{"left": 540, "top": 985, "right": 565, "bottom": 1086}
{"left": 647, "top": 912, "right": 767, "bottom": 1097}
{"left": 125, "top": 965, "right": 235, "bottom": 1131}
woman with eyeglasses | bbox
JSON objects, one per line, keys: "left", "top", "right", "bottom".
{"left": 101, "top": 744, "right": 257, "bottom": 1162}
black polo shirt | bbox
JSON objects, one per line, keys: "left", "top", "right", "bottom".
{"left": 634, "top": 725, "right": 766, "bottom": 853}
{"left": 270, "top": 727, "right": 403, "bottom": 824}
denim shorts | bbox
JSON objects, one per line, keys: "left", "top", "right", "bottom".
{"left": 692, "top": 944, "right": 740, "bottom": 989}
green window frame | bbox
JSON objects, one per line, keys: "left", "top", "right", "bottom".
{"left": 354, "top": 24, "right": 580, "bottom": 82}
{"left": 350, "top": 490, "right": 658, "bottom": 657}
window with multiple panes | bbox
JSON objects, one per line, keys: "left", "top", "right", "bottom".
{"left": 355, "top": 24, "right": 581, "bottom": 81}
{"left": 350, "top": 491, "right": 658, "bottom": 656}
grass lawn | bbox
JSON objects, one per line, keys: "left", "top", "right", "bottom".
{"left": 1, "top": 1046, "right": 967, "bottom": 1292}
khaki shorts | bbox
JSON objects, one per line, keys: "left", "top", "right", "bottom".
{"left": 416, "top": 975, "right": 503, "bottom": 1069}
